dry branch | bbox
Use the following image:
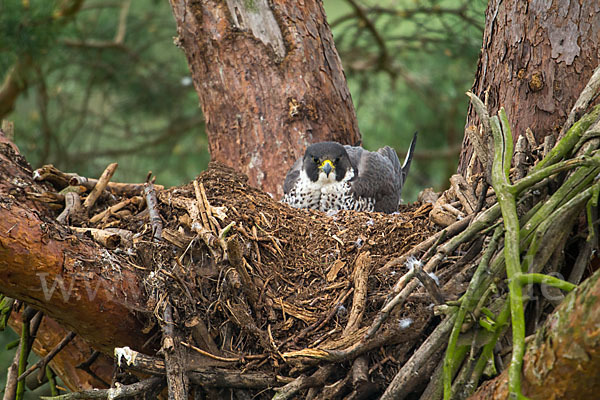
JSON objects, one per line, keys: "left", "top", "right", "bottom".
{"left": 82, "top": 163, "right": 118, "bottom": 210}
{"left": 39, "top": 376, "right": 164, "bottom": 400}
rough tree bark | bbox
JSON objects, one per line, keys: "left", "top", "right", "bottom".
{"left": 168, "top": 0, "right": 361, "bottom": 196}
{"left": 458, "top": 0, "right": 600, "bottom": 177}
{"left": 0, "top": 138, "right": 153, "bottom": 354}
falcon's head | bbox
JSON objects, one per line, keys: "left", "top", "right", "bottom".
{"left": 303, "top": 142, "right": 355, "bottom": 184}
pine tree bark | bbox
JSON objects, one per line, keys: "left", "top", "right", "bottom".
{"left": 458, "top": 0, "right": 600, "bottom": 177}
{"left": 0, "top": 137, "right": 152, "bottom": 355}
{"left": 168, "top": 0, "right": 361, "bottom": 196}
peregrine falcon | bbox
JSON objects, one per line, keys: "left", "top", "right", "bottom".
{"left": 282, "top": 133, "right": 417, "bottom": 214}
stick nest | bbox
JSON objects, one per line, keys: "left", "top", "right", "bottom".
{"left": 62, "top": 161, "right": 445, "bottom": 396}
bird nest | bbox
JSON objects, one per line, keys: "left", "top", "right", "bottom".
{"left": 142, "top": 163, "right": 439, "bottom": 376}
{"left": 30, "top": 159, "right": 449, "bottom": 397}
{"left": 27, "top": 156, "right": 487, "bottom": 399}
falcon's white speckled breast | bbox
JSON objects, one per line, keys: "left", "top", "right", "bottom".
{"left": 282, "top": 168, "right": 375, "bottom": 212}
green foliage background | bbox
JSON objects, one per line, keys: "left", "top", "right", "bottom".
{"left": 0, "top": 0, "right": 485, "bottom": 396}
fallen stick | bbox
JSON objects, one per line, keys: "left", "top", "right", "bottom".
{"left": 69, "top": 227, "right": 121, "bottom": 249}
{"left": 89, "top": 196, "right": 143, "bottom": 224}
{"left": 83, "top": 163, "right": 118, "bottom": 210}
{"left": 56, "top": 192, "right": 81, "bottom": 224}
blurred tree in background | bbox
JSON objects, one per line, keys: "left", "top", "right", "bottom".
{"left": 0, "top": 0, "right": 485, "bottom": 201}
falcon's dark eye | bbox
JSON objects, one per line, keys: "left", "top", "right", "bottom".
{"left": 312, "top": 157, "right": 319, "bottom": 163}
{"left": 334, "top": 157, "right": 340, "bottom": 163}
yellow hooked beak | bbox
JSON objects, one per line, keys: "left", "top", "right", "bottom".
{"left": 319, "top": 159, "right": 334, "bottom": 176}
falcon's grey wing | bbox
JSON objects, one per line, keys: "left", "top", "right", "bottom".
{"left": 374, "top": 132, "right": 417, "bottom": 199}
{"left": 344, "top": 146, "right": 400, "bottom": 213}
{"left": 283, "top": 156, "right": 303, "bottom": 194}
{"left": 345, "top": 132, "right": 418, "bottom": 213}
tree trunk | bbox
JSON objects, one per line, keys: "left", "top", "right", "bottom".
{"left": 168, "top": 0, "right": 361, "bottom": 196}
{"left": 458, "top": 0, "right": 600, "bottom": 177}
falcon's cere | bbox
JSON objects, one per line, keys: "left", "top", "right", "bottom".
{"left": 282, "top": 133, "right": 417, "bottom": 214}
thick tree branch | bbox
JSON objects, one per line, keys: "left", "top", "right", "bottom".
{"left": 0, "top": 135, "right": 152, "bottom": 354}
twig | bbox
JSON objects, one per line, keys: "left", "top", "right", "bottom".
{"left": 272, "top": 364, "right": 336, "bottom": 400}
{"left": 380, "top": 315, "right": 456, "bottom": 400}
{"left": 0, "top": 296, "right": 15, "bottom": 330}
{"left": 45, "top": 366, "right": 58, "bottom": 397}
{"left": 39, "top": 376, "right": 164, "bottom": 400}
{"left": 344, "top": 252, "right": 371, "bottom": 335}
{"left": 450, "top": 174, "right": 477, "bottom": 214}
{"left": 69, "top": 227, "right": 121, "bottom": 249}
{"left": 188, "top": 369, "right": 293, "bottom": 389}
{"left": 465, "top": 302, "right": 510, "bottom": 397}
{"left": 3, "top": 339, "right": 21, "bottom": 400}
{"left": 180, "top": 342, "right": 239, "bottom": 363}
{"left": 516, "top": 273, "right": 576, "bottom": 291}
{"left": 115, "top": 346, "right": 292, "bottom": 388}
{"left": 421, "top": 345, "right": 469, "bottom": 400}
{"left": 56, "top": 192, "right": 81, "bottom": 224}
{"left": 463, "top": 125, "right": 490, "bottom": 177}
{"left": 534, "top": 105, "right": 600, "bottom": 171}
{"left": 489, "top": 107, "right": 527, "bottom": 398}
{"left": 160, "top": 302, "right": 188, "bottom": 399}
{"left": 466, "top": 91, "right": 494, "bottom": 182}
{"left": 558, "top": 64, "right": 600, "bottom": 140}
{"left": 89, "top": 196, "right": 143, "bottom": 224}
{"left": 144, "top": 177, "right": 163, "bottom": 242}
{"left": 442, "top": 225, "right": 501, "bottom": 398}
{"left": 513, "top": 135, "right": 530, "bottom": 180}
{"left": 83, "top": 163, "right": 118, "bottom": 210}
{"left": 33, "top": 164, "right": 80, "bottom": 189}
{"left": 73, "top": 350, "right": 110, "bottom": 387}
{"left": 70, "top": 175, "right": 164, "bottom": 196}
{"left": 12, "top": 308, "right": 41, "bottom": 400}
{"left": 76, "top": 350, "right": 100, "bottom": 370}
{"left": 381, "top": 215, "right": 473, "bottom": 271}
{"left": 226, "top": 237, "right": 260, "bottom": 316}
{"left": 18, "top": 332, "right": 76, "bottom": 382}
{"left": 351, "top": 355, "right": 369, "bottom": 389}
{"left": 521, "top": 185, "right": 597, "bottom": 276}
{"left": 193, "top": 180, "right": 212, "bottom": 231}
{"left": 475, "top": 180, "right": 490, "bottom": 214}
{"left": 569, "top": 213, "right": 598, "bottom": 284}
{"left": 414, "top": 267, "right": 444, "bottom": 305}
{"left": 365, "top": 268, "right": 418, "bottom": 342}
{"left": 286, "top": 285, "right": 353, "bottom": 347}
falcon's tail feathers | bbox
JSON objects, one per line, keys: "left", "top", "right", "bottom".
{"left": 400, "top": 132, "right": 418, "bottom": 184}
